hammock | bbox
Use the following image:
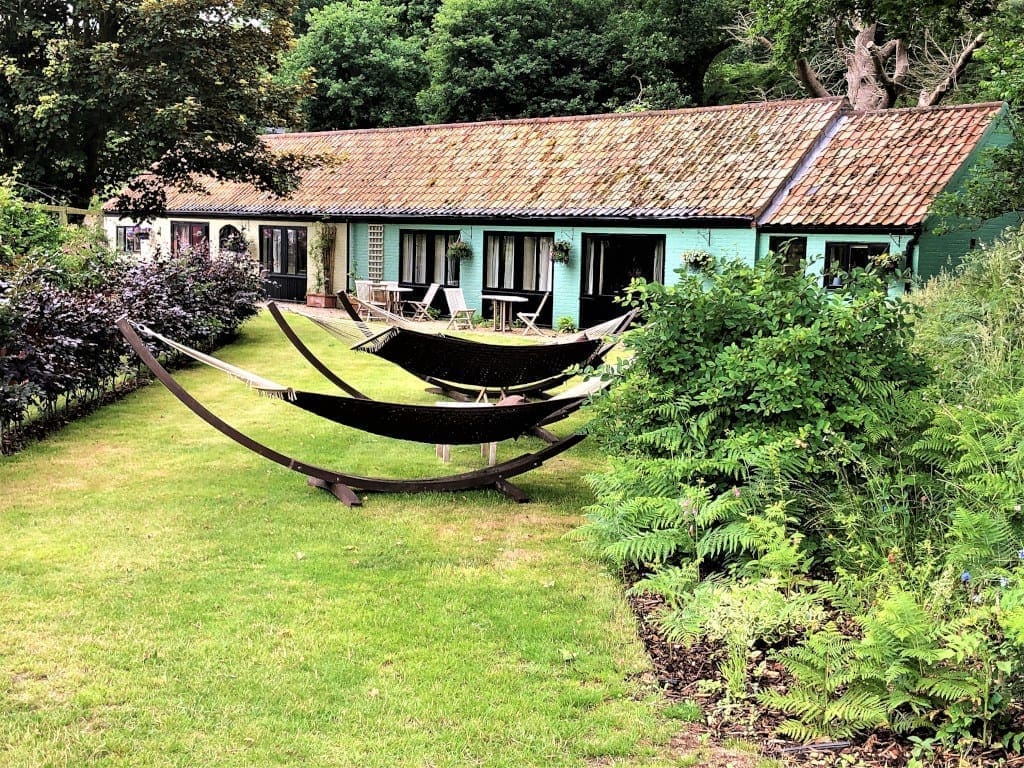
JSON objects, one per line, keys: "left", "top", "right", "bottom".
{"left": 353, "top": 325, "right": 602, "bottom": 388}
{"left": 305, "top": 293, "right": 628, "bottom": 389}
{"left": 118, "top": 318, "right": 592, "bottom": 506}
{"left": 130, "top": 322, "right": 600, "bottom": 445}
{"left": 270, "top": 302, "right": 619, "bottom": 400}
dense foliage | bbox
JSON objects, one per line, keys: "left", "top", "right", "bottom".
{"left": 0, "top": 187, "right": 262, "bottom": 450}
{"left": 282, "top": 0, "right": 428, "bottom": 129}
{"left": 0, "top": 0, "right": 309, "bottom": 215}
{"left": 581, "top": 247, "right": 1024, "bottom": 755}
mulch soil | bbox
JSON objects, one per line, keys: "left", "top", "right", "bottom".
{"left": 627, "top": 592, "right": 1024, "bottom": 768}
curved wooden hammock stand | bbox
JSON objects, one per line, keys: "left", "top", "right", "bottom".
{"left": 117, "top": 318, "right": 585, "bottom": 506}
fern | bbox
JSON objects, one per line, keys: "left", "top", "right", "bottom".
{"left": 761, "top": 627, "right": 882, "bottom": 741}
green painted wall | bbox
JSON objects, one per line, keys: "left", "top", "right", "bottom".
{"left": 362, "top": 222, "right": 757, "bottom": 325}
{"left": 917, "top": 109, "right": 1021, "bottom": 281}
{"left": 348, "top": 223, "right": 368, "bottom": 290}
{"left": 757, "top": 231, "right": 913, "bottom": 290}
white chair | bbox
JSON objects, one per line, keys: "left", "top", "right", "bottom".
{"left": 517, "top": 292, "right": 550, "bottom": 336}
{"left": 405, "top": 282, "right": 440, "bottom": 321}
{"left": 443, "top": 287, "right": 476, "bottom": 330}
{"left": 354, "top": 280, "right": 387, "bottom": 319}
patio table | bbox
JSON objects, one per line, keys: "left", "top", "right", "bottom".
{"left": 480, "top": 294, "right": 528, "bottom": 332}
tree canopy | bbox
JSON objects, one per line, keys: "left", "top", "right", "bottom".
{"left": 0, "top": 0, "right": 308, "bottom": 215}
{"left": 283, "top": 0, "right": 428, "bottom": 130}
{"left": 418, "top": 0, "right": 627, "bottom": 124}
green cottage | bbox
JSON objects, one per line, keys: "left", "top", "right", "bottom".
{"left": 105, "top": 98, "right": 1016, "bottom": 328}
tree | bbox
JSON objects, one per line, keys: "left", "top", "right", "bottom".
{"left": 283, "top": 0, "right": 428, "bottom": 130}
{"left": 970, "top": 0, "right": 1024, "bottom": 106}
{"left": 419, "top": 0, "right": 653, "bottom": 124}
{"left": 609, "top": 0, "right": 745, "bottom": 107}
{"left": 294, "top": 0, "right": 442, "bottom": 35}
{"left": 0, "top": 1, "right": 309, "bottom": 216}
{"left": 744, "top": 0, "right": 997, "bottom": 110}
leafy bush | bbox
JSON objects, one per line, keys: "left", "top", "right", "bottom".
{"left": 0, "top": 182, "right": 67, "bottom": 266}
{"left": 583, "top": 257, "right": 931, "bottom": 576}
{"left": 909, "top": 225, "right": 1024, "bottom": 402}
{"left": 0, "top": 191, "right": 263, "bottom": 449}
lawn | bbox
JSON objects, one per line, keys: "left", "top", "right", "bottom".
{"left": 0, "top": 311, "right": 683, "bottom": 767}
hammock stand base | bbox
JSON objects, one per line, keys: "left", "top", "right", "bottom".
{"left": 117, "top": 318, "right": 584, "bottom": 507}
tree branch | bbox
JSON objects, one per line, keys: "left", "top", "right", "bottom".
{"left": 918, "top": 32, "right": 986, "bottom": 106}
{"left": 796, "top": 58, "right": 832, "bottom": 98}
{"left": 866, "top": 38, "right": 907, "bottom": 106}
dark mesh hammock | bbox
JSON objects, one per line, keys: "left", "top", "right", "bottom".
{"left": 337, "top": 291, "right": 604, "bottom": 387}
{"left": 354, "top": 326, "right": 602, "bottom": 387}
{"left": 289, "top": 392, "right": 581, "bottom": 444}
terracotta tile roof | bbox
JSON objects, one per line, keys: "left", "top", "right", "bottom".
{"left": 140, "top": 98, "right": 847, "bottom": 221}
{"left": 762, "top": 102, "right": 1004, "bottom": 228}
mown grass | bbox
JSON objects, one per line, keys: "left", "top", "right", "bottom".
{"left": 0, "top": 311, "right": 685, "bottom": 767}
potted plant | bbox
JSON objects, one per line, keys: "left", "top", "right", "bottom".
{"left": 447, "top": 239, "right": 472, "bottom": 261}
{"left": 307, "top": 222, "right": 337, "bottom": 308}
{"left": 552, "top": 239, "right": 572, "bottom": 264}
{"left": 680, "top": 249, "right": 714, "bottom": 273}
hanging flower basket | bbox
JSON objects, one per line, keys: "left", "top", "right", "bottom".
{"left": 869, "top": 251, "right": 901, "bottom": 273}
{"left": 680, "top": 249, "right": 714, "bottom": 272}
{"left": 447, "top": 239, "right": 472, "bottom": 261}
{"left": 552, "top": 239, "right": 572, "bottom": 264}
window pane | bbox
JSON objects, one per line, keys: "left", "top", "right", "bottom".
{"left": 582, "top": 240, "right": 596, "bottom": 296}
{"left": 287, "top": 230, "right": 298, "bottom": 273}
{"left": 401, "top": 233, "right": 414, "bottom": 283}
{"left": 523, "top": 236, "right": 537, "bottom": 291}
{"left": 502, "top": 236, "right": 515, "bottom": 289}
{"left": 485, "top": 236, "right": 500, "bottom": 288}
{"left": 538, "top": 237, "right": 552, "bottom": 291}
{"left": 410, "top": 234, "right": 423, "bottom": 283}
{"left": 432, "top": 235, "right": 446, "bottom": 283}
{"left": 295, "top": 228, "right": 307, "bottom": 273}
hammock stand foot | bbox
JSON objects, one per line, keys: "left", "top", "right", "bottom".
{"left": 308, "top": 477, "right": 362, "bottom": 506}
{"left": 529, "top": 426, "right": 559, "bottom": 444}
{"left": 493, "top": 478, "right": 529, "bottom": 503}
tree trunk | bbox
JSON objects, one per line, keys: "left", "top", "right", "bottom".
{"left": 845, "top": 23, "right": 904, "bottom": 110}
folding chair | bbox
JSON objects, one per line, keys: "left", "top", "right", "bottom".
{"left": 443, "top": 287, "right": 476, "bottom": 330}
{"left": 405, "top": 282, "right": 440, "bottom": 321}
{"left": 517, "top": 292, "right": 551, "bottom": 336}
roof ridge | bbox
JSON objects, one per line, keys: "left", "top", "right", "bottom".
{"left": 265, "top": 97, "right": 849, "bottom": 140}
{"left": 851, "top": 101, "right": 1006, "bottom": 117}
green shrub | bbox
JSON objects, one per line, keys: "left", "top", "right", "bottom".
{"left": 0, "top": 181, "right": 67, "bottom": 266}
{"left": 583, "top": 257, "right": 931, "bottom": 577}
{"left": 909, "top": 225, "right": 1024, "bottom": 403}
